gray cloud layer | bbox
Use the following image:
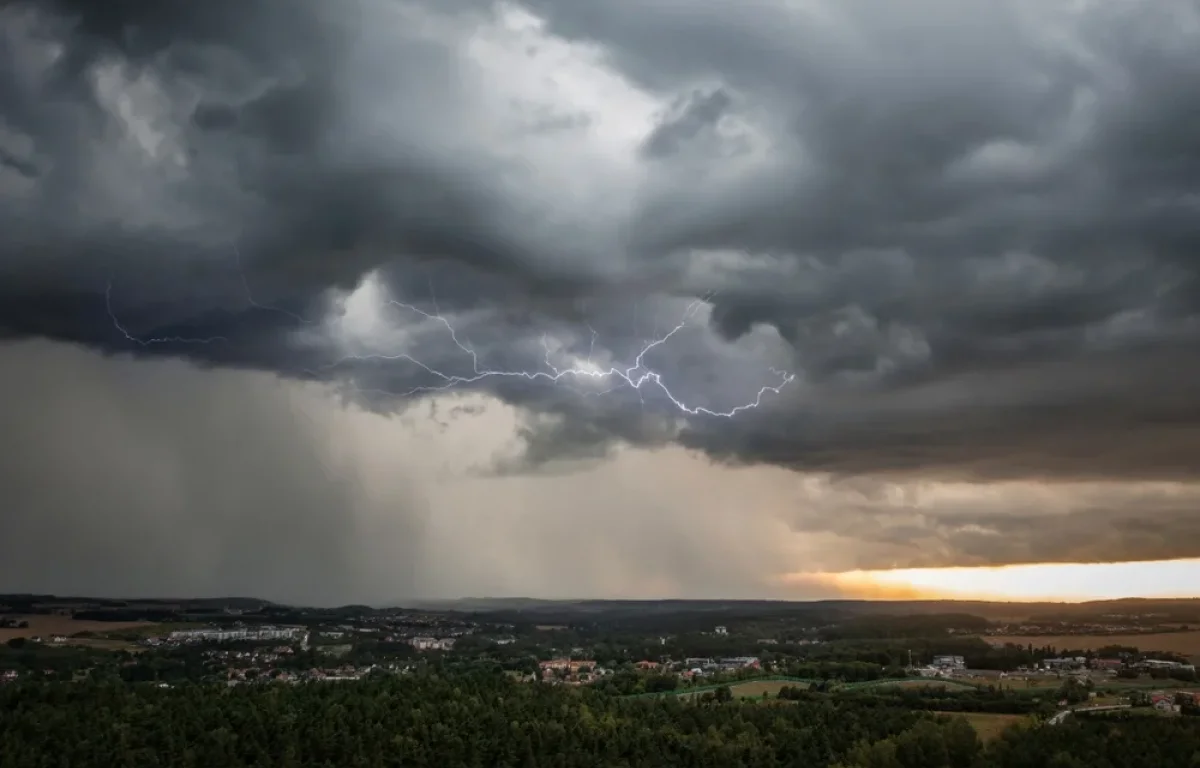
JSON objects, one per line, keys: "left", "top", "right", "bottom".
{"left": 0, "top": 341, "right": 815, "bottom": 603}
{"left": 6, "top": 339, "right": 1198, "bottom": 602}
{"left": 3, "top": 1, "right": 1200, "bottom": 498}
{"left": 0, "top": 340, "right": 428, "bottom": 605}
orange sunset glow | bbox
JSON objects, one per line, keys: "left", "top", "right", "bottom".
{"left": 785, "top": 558, "right": 1200, "bottom": 602}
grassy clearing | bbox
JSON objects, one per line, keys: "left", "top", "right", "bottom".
{"left": 62, "top": 637, "right": 145, "bottom": 653}
{"left": 97, "top": 622, "right": 204, "bottom": 639}
{"left": 1081, "top": 707, "right": 1173, "bottom": 720}
{"left": 640, "top": 677, "right": 819, "bottom": 701}
{"left": 728, "top": 680, "right": 797, "bottom": 699}
{"left": 850, "top": 679, "right": 980, "bottom": 692}
{"left": 933, "top": 712, "right": 1026, "bottom": 742}
{"left": 1099, "top": 680, "right": 1198, "bottom": 692}
{"left": 998, "top": 678, "right": 1065, "bottom": 691}
{"left": 0, "top": 615, "right": 153, "bottom": 642}
{"left": 1088, "top": 695, "right": 1127, "bottom": 707}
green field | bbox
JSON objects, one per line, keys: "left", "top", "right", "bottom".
{"left": 624, "top": 674, "right": 1155, "bottom": 701}
{"left": 630, "top": 676, "right": 986, "bottom": 700}
{"left": 100, "top": 622, "right": 205, "bottom": 639}
{"left": 843, "top": 678, "right": 982, "bottom": 693}
{"left": 727, "top": 680, "right": 801, "bottom": 699}
{"left": 629, "top": 676, "right": 818, "bottom": 700}
{"left": 934, "top": 712, "right": 1027, "bottom": 742}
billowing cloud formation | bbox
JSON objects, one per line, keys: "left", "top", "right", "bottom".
{"left": 3, "top": 0, "right": 1199, "bottom": 482}
{"left": 4, "top": 0, "right": 1200, "bottom": 601}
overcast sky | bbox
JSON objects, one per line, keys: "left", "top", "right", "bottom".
{"left": 2, "top": 0, "right": 1199, "bottom": 605}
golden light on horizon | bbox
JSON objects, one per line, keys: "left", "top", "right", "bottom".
{"left": 782, "top": 558, "right": 1200, "bottom": 602}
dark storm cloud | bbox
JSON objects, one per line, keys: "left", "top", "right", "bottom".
{"left": 0, "top": 0, "right": 589, "bottom": 311}
{"left": 640, "top": 87, "right": 732, "bottom": 159}
{"left": 678, "top": 343, "right": 1200, "bottom": 483}
{"left": 2, "top": 0, "right": 1200, "bottom": 486}
{"left": 512, "top": 0, "right": 1200, "bottom": 480}
{"left": 786, "top": 477, "right": 1200, "bottom": 571}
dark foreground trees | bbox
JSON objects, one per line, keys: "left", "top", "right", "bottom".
{"left": 3, "top": 673, "right": 1200, "bottom": 767}
{"left": 978, "top": 715, "right": 1200, "bottom": 768}
{"left": 0, "top": 675, "right": 924, "bottom": 767}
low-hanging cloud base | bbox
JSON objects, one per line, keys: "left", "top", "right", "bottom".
{"left": 3, "top": 0, "right": 1200, "bottom": 603}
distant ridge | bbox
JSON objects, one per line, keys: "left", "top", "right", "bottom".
{"left": 7, "top": 594, "right": 1200, "bottom": 616}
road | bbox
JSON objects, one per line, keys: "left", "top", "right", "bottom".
{"left": 1048, "top": 703, "right": 1131, "bottom": 726}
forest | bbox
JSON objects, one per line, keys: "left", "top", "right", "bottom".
{"left": 4, "top": 672, "right": 1200, "bottom": 767}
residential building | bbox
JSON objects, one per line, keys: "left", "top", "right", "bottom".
{"left": 1139, "top": 659, "right": 1192, "bottom": 671}
{"left": 409, "top": 637, "right": 455, "bottom": 651}
{"left": 168, "top": 626, "right": 304, "bottom": 643}
{"left": 539, "top": 659, "right": 593, "bottom": 674}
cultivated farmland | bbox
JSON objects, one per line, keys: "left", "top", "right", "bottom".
{"left": 0, "top": 615, "right": 153, "bottom": 642}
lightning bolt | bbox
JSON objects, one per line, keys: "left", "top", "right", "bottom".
{"left": 313, "top": 292, "right": 795, "bottom": 418}
{"left": 105, "top": 281, "right": 228, "bottom": 346}
{"left": 106, "top": 260, "right": 795, "bottom": 419}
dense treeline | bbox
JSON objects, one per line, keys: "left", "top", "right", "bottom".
{"left": 836, "top": 716, "right": 1200, "bottom": 768}
{"left": 780, "top": 686, "right": 1048, "bottom": 715}
{"left": 777, "top": 660, "right": 905, "bottom": 681}
{"left": 980, "top": 717, "right": 1200, "bottom": 768}
{"left": 5, "top": 672, "right": 1200, "bottom": 766}
{"left": 72, "top": 609, "right": 184, "bottom": 622}
{"left": 0, "top": 673, "right": 931, "bottom": 767}
{"left": 0, "top": 644, "right": 121, "bottom": 679}
{"left": 818, "top": 613, "right": 993, "bottom": 641}
{"left": 758, "top": 637, "right": 1047, "bottom": 672}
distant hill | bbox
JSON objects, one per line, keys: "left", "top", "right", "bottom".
{"left": 0, "top": 595, "right": 279, "bottom": 613}
{"left": 392, "top": 596, "right": 1200, "bottom": 625}
{"left": 8, "top": 594, "right": 1200, "bottom": 625}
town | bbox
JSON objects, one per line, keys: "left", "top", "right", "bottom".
{"left": 6, "top": 595, "right": 1200, "bottom": 714}
{"left": 7, "top": 595, "right": 1200, "bottom": 767}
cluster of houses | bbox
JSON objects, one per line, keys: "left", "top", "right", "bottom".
{"left": 913, "top": 653, "right": 1195, "bottom": 680}
{"left": 683, "top": 657, "right": 761, "bottom": 676}
{"left": 1040, "top": 656, "right": 1194, "bottom": 674}
{"left": 408, "top": 636, "right": 456, "bottom": 651}
{"left": 539, "top": 658, "right": 606, "bottom": 684}
{"left": 224, "top": 664, "right": 394, "bottom": 685}
{"left": 535, "top": 655, "right": 763, "bottom": 685}
{"left": 164, "top": 626, "right": 307, "bottom": 645}
{"left": 912, "top": 655, "right": 967, "bottom": 677}
{"left": 984, "top": 620, "right": 1185, "bottom": 636}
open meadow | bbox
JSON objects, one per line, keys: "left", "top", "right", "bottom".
{"left": 984, "top": 632, "right": 1200, "bottom": 659}
{"left": 847, "top": 679, "right": 981, "bottom": 693}
{"left": 0, "top": 615, "right": 153, "bottom": 642}
{"left": 934, "top": 712, "right": 1026, "bottom": 742}
{"left": 728, "top": 679, "right": 797, "bottom": 699}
